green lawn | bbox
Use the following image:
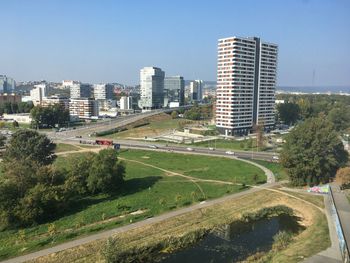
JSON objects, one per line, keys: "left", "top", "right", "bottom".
{"left": 251, "top": 160, "right": 289, "bottom": 181}
{"left": 54, "top": 143, "right": 80, "bottom": 153}
{"left": 193, "top": 138, "right": 259, "bottom": 151}
{"left": 105, "top": 117, "right": 185, "bottom": 139}
{"left": 0, "top": 149, "right": 265, "bottom": 260}
{"left": 118, "top": 149, "right": 266, "bottom": 184}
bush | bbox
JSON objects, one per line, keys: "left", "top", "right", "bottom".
{"left": 272, "top": 231, "right": 293, "bottom": 250}
{"left": 335, "top": 167, "right": 350, "bottom": 189}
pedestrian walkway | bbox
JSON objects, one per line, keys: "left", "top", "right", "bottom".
{"left": 330, "top": 184, "right": 350, "bottom": 260}
{"left": 304, "top": 194, "right": 342, "bottom": 263}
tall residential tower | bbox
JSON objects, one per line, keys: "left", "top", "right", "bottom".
{"left": 215, "top": 36, "right": 278, "bottom": 136}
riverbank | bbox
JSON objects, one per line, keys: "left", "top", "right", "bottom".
{"left": 27, "top": 188, "right": 329, "bottom": 263}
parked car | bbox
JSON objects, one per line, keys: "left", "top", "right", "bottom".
{"left": 225, "top": 151, "right": 235, "bottom": 155}
{"left": 186, "top": 147, "right": 194, "bottom": 151}
{"left": 209, "top": 147, "right": 214, "bottom": 151}
{"left": 272, "top": 156, "right": 279, "bottom": 160}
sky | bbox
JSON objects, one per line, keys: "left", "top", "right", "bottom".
{"left": 1, "top": 0, "right": 350, "bottom": 87}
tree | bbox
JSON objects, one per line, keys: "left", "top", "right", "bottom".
{"left": 280, "top": 117, "right": 348, "bottom": 186}
{"left": 171, "top": 111, "right": 178, "bottom": 119}
{"left": 65, "top": 153, "right": 95, "bottom": 195}
{"left": 327, "top": 105, "right": 350, "bottom": 132}
{"left": 87, "top": 149, "right": 125, "bottom": 194}
{"left": 0, "top": 135, "right": 6, "bottom": 147}
{"left": 253, "top": 124, "right": 265, "bottom": 150}
{"left": 30, "top": 104, "right": 69, "bottom": 129}
{"left": 12, "top": 120, "right": 19, "bottom": 128}
{"left": 335, "top": 167, "right": 350, "bottom": 189}
{"left": 3, "top": 130, "right": 56, "bottom": 165}
{"left": 276, "top": 102, "right": 300, "bottom": 125}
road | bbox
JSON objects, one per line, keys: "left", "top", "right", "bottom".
{"left": 52, "top": 135, "right": 278, "bottom": 162}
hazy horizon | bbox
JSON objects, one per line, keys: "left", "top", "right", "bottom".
{"left": 1, "top": 0, "right": 350, "bottom": 87}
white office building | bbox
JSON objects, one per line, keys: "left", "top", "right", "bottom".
{"left": 93, "top": 84, "right": 114, "bottom": 100}
{"left": 139, "top": 67, "right": 165, "bottom": 110}
{"left": 189, "top": 80, "right": 203, "bottom": 101}
{"left": 69, "top": 98, "right": 99, "bottom": 119}
{"left": 215, "top": 36, "right": 278, "bottom": 136}
{"left": 120, "top": 96, "right": 132, "bottom": 110}
{"left": 30, "top": 84, "right": 49, "bottom": 105}
{"left": 70, "top": 83, "right": 92, "bottom": 99}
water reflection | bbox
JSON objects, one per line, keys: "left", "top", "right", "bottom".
{"left": 161, "top": 215, "right": 301, "bottom": 263}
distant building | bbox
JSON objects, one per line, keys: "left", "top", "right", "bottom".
{"left": 139, "top": 67, "right": 165, "bottom": 110}
{"left": 275, "top": 99, "right": 285, "bottom": 104}
{"left": 70, "top": 83, "right": 92, "bottom": 99}
{"left": 61, "top": 80, "right": 79, "bottom": 88}
{"left": 203, "top": 89, "right": 216, "bottom": 99}
{"left": 30, "top": 84, "right": 49, "bottom": 105}
{"left": 119, "top": 96, "right": 132, "bottom": 110}
{"left": 164, "top": 76, "right": 185, "bottom": 107}
{"left": 189, "top": 80, "right": 203, "bottom": 101}
{"left": 0, "top": 93, "right": 22, "bottom": 104}
{"left": 42, "top": 96, "right": 70, "bottom": 110}
{"left": 215, "top": 36, "right": 278, "bottom": 136}
{"left": 93, "top": 84, "right": 114, "bottom": 100}
{"left": 69, "top": 98, "right": 99, "bottom": 119}
{"left": 98, "top": 99, "right": 116, "bottom": 111}
{"left": 0, "top": 75, "right": 16, "bottom": 93}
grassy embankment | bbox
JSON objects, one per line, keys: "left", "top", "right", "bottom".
{"left": 252, "top": 159, "right": 289, "bottom": 181}
{"left": 54, "top": 143, "right": 81, "bottom": 153}
{"left": 0, "top": 149, "right": 265, "bottom": 260}
{"left": 28, "top": 189, "right": 330, "bottom": 263}
{"left": 104, "top": 113, "right": 192, "bottom": 139}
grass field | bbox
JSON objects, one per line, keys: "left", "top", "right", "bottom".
{"left": 54, "top": 143, "right": 80, "bottom": 153}
{"left": 0, "top": 149, "right": 265, "bottom": 260}
{"left": 106, "top": 118, "right": 182, "bottom": 139}
{"left": 104, "top": 113, "right": 199, "bottom": 139}
{"left": 29, "top": 189, "right": 329, "bottom": 263}
{"left": 251, "top": 159, "right": 289, "bottom": 181}
{"left": 193, "top": 138, "right": 258, "bottom": 151}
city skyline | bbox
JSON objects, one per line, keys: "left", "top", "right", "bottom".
{"left": 1, "top": 0, "right": 350, "bottom": 87}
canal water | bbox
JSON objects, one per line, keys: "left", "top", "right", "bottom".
{"left": 160, "top": 215, "right": 301, "bottom": 263}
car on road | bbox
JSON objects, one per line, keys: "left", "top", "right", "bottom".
{"left": 208, "top": 147, "right": 214, "bottom": 151}
{"left": 186, "top": 147, "right": 194, "bottom": 151}
{"left": 225, "top": 151, "right": 235, "bottom": 155}
{"left": 272, "top": 156, "right": 279, "bottom": 160}
{"left": 75, "top": 135, "right": 82, "bottom": 138}
{"left": 148, "top": 145, "right": 158, "bottom": 149}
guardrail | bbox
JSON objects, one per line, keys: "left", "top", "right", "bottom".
{"left": 329, "top": 185, "right": 350, "bottom": 263}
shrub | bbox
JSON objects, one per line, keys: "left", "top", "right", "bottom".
{"left": 272, "top": 231, "right": 293, "bottom": 250}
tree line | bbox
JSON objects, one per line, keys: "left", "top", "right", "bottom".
{"left": 0, "top": 101, "right": 34, "bottom": 115}
{"left": 30, "top": 104, "right": 70, "bottom": 129}
{"left": 278, "top": 92, "right": 350, "bottom": 186}
{"left": 0, "top": 130, "right": 125, "bottom": 228}
{"left": 276, "top": 94, "right": 350, "bottom": 132}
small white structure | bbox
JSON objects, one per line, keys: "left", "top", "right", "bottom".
{"left": 119, "top": 96, "right": 132, "bottom": 110}
{"left": 2, "top": 113, "right": 32, "bottom": 124}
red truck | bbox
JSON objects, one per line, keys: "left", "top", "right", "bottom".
{"left": 95, "top": 139, "right": 113, "bottom": 146}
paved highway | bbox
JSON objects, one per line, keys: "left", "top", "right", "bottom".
{"left": 52, "top": 134, "right": 278, "bottom": 162}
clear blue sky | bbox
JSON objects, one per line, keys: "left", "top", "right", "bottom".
{"left": 1, "top": 0, "right": 349, "bottom": 86}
